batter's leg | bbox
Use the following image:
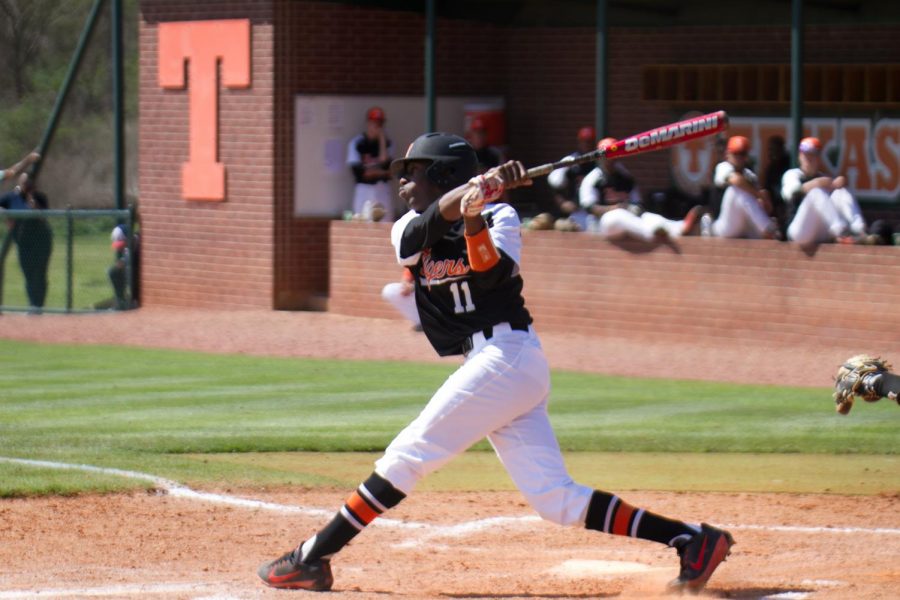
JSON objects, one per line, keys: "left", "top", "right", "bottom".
{"left": 488, "top": 401, "right": 700, "bottom": 545}
{"left": 489, "top": 402, "right": 734, "bottom": 592}
{"left": 260, "top": 330, "right": 550, "bottom": 589}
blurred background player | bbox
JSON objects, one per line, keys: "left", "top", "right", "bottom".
{"left": 782, "top": 136, "right": 868, "bottom": 246}
{"left": 703, "top": 136, "right": 779, "bottom": 240}
{"left": 381, "top": 267, "right": 420, "bottom": 331}
{"left": 580, "top": 138, "right": 702, "bottom": 241}
{"left": 108, "top": 222, "right": 141, "bottom": 310}
{"left": 0, "top": 173, "right": 53, "bottom": 312}
{"left": 466, "top": 117, "right": 503, "bottom": 175}
{"left": 347, "top": 106, "right": 394, "bottom": 221}
{"left": 546, "top": 126, "right": 596, "bottom": 231}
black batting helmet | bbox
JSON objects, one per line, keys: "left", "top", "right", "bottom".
{"left": 390, "top": 132, "right": 478, "bottom": 190}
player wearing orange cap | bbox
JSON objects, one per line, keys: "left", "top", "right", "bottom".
{"left": 346, "top": 106, "right": 394, "bottom": 221}
{"left": 781, "top": 137, "right": 868, "bottom": 246}
{"left": 703, "top": 135, "right": 779, "bottom": 240}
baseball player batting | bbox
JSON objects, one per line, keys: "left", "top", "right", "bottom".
{"left": 258, "top": 132, "right": 734, "bottom": 593}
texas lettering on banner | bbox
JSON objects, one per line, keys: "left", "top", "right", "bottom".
{"left": 671, "top": 115, "right": 900, "bottom": 203}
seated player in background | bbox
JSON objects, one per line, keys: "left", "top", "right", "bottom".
{"left": 782, "top": 137, "right": 869, "bottom": 247}
{"left": 545, "top": 126, "right": 597, "bottom": 232}
{"left": 702, "top": 135, "right": 780, "bottom": 240}
{"left": 347, "top": 106, "right": 394, "bottom": 221}
{"left": 580, "top": 138, "right": 703, "bottom": 242}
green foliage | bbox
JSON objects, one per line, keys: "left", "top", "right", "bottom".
{"left": 0, "top": 0, "right": 139, "bottom": 208}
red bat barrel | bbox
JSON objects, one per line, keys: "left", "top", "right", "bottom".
{"left": 601, "top": 111, "right": 728, "bottom": 159}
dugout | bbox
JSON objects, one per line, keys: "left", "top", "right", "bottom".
{"left": 137, "top": 0, "right": 900, "bottom": 311}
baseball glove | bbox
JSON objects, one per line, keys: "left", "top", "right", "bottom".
{"left": 833, "top": 354, "right": 891, "bottom": 415}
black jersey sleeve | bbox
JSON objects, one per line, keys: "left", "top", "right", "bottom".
{"left": 398, "top": 200, "right": 455, "bottom": 259}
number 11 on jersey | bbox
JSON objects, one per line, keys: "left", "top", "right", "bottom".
{"left": 449, "top": 281, "right": 475, "bottom": 314}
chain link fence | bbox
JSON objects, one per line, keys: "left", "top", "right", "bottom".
{"left": 0, "top": 208, "right": 136, "bottom": 313}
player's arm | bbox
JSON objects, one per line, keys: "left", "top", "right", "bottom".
{"left": 727, "top": 170, "right": 762, "bottom": 197}
{"left": 801, "top": 176, "right": 834, "bottom": 194}
{"left": 579, "top": 167, "right": 602, "bottom": 210}
{"left": 459, "top": 162, "right": 530, "bottom": 272}
{"left": 1, "top": 151, "right": 39, "bottom": 182}
{"left": 780, "top": 169, "right": 804, "bottom": 205}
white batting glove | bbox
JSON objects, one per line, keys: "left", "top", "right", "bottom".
{"left": 461, "top": 173, "right": 504, "bottom": 217}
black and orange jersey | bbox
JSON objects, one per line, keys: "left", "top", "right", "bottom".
{"left": 391, "top": 202, "right": 532, "bottom": 356}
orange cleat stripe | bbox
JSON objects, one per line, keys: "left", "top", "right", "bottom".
{"left": 612, "top": 501, "right": 636, "bottom": 537}
{"left": 346, "top": 491, "right": 379, "bottom": 525}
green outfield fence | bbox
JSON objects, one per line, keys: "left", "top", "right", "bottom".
{"left": 0, "top": 208, "right": 135, "bottom": 314}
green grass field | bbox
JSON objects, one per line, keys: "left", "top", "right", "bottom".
{"left": 1, "top": 220, "right": 120, "bottom": 311}
{"left": 1, "top": 339, "right": 897, "bottom": 498}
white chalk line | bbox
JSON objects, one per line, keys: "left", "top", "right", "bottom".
{"left": 0, "top": 582, "right": 228, "bottom": 599}
{"left": 0, "top": 458, "right": 865, "bottom": 599}
{"left": 2, "top": 457, "right": 899, "bottom": 541}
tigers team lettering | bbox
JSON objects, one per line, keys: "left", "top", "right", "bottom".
{"left": 421, "top": 250, "right": 470, "bottom": 282}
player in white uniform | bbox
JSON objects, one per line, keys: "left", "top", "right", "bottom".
{"left": 782, "top": 137, "right": 867, "bottom": 246}
{"left": 704, "top": 136, "right": 778, "bottom": 239}
{"left": 580, "top": 139, "right": 702, "bottom": 241}
{"left": 346, "top": 106, "right": 394, "bottom": 221}
{"left": 258, "top": 133, "right": 734, "bottom": 594}
{"left": 381, "top": 267, "right": 421, "bottom": 330}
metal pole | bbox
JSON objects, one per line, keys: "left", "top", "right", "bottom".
{"left": 0, "top": 231, "right": 13, "bottom": 312}
{"left": 112, "top": 0, "right": 125, "bottom": 210}
{"left": 127, "top": 205, "right": 135, "bottom": 308}
{"left": 596, "top": 0, "right": 608, "bottom": 138}
{"left": 66, "top": 208, "right": 74, "bottom": 312}
{"left": 425, "top": 0, "right": 436, "bottom": 132}
{"left": 32, "top": 0, "right": 108, "bottom": 179}
{"left": 790, "top": 0, "right": 804, "bottom": 167}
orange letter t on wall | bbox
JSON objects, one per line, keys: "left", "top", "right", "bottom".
{"left": 158, "top": 20, "right": 251, "bottom": 201}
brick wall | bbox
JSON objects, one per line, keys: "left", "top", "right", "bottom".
{"left": 509, "top": 23, "right": 900, "bottom": 204}
{"left": 329, "top": 222, "right": 900, "bottom": 349}
{"left": 139, "top": 0, "right": 276, "bottom": 308}
{"left": 271, "top": 1, "right": 505, "bottom": 309}
{"left": 138, "top": 0, "right": 898, "bottom": 310}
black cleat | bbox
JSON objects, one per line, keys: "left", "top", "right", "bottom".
{"left": 668, "top": 523, "right": 734, "bottom": 594}
{"left": 257, "top": 549, "right": 333, "bottom": 591}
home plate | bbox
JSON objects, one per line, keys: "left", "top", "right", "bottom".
{"left": 549, "top": 559, "right": 668, "bottom": 578}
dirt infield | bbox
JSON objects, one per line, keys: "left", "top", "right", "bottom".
{"left": 1, "top": 308, "right": 899, "bottom": 599}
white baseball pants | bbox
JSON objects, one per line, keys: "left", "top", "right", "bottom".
{"left": 787, "top": 187, "right": 866, "bottom": 245}
{"left": 595, "top": 208, "right": 684, "bottom": 242}
{"left": 711, "top": 186, "right": 773, "bottom": 239}
{"left": 374, "top": 325, "right": 594, "bottom": 526}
